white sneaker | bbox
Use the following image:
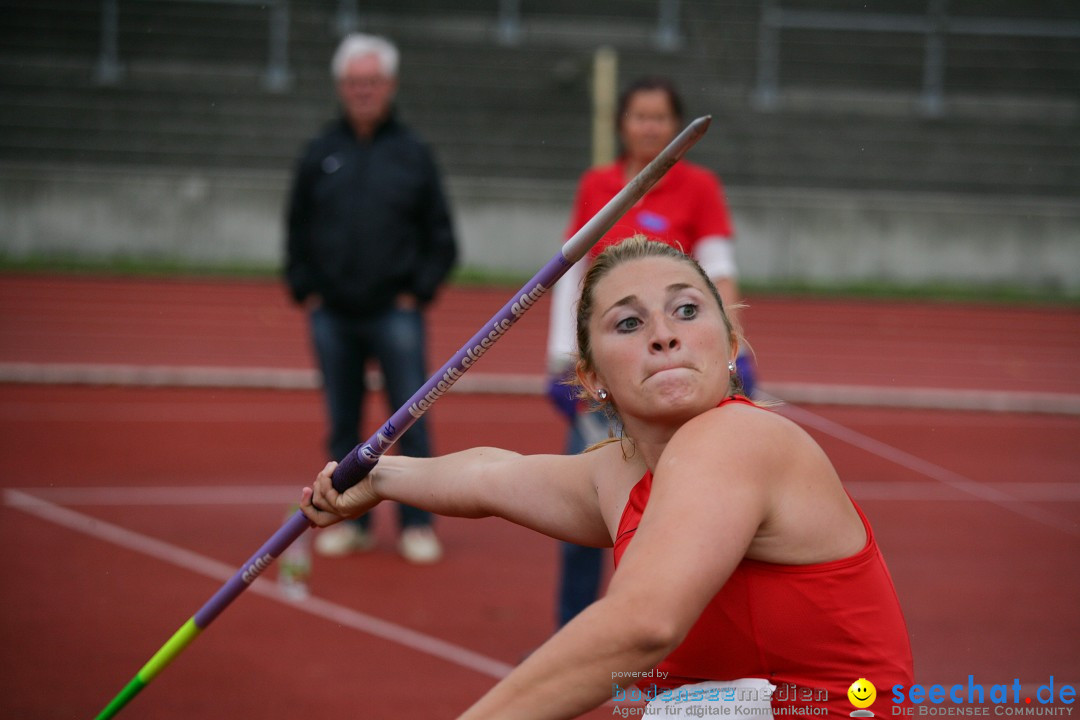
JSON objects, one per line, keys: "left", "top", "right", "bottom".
{"left": 398, "top": 526, "right": 443, "bottom": 565}
{"left": 314, "top": 524, "right": 375, "bottom": 557}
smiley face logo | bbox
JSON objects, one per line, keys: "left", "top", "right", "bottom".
{"left": 848, "top": 678, "right": 877, "bottom": 716}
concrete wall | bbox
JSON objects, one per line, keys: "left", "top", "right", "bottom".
{"left": 1, "top": 163, "right": 288, "bottom": 267}
{"left": 731, "top": 188, "right": 1080, "bottom": 291}
{"left": 2, "top": 163, "right": 1078, "bottom": 292}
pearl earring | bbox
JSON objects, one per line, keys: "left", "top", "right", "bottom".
{"left": 728, "top": 361, "right": 737, "bottom": 373}
{"left": 597, "top": 388, "right": 608, "bottom": 400}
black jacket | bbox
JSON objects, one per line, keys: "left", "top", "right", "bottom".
{"left": 285, "top": 113, "right": 458, "bottom": 316}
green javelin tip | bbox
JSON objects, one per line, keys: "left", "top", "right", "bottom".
{"left": 94, "top": 618, "right": 201, "bottom": 720}
{"left": 93, "top": 676, "right": 147, "bottom": 720}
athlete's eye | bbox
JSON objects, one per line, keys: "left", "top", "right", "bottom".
{"left": 615, "top": 316, "right": 642, "bottom": 333}
{"left": 676, "top": 303, "right": 698, "bottom": 319}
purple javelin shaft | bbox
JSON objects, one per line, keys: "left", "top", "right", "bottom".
{"left": 193, "top": 510, "right": 311, "bottom": 627}
{"left": 142, "top": 115, "right": 710, "bottom": 671}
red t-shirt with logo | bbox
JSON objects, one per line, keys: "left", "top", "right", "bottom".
{"left": 567, "top": 159, "right": 734, "bottom": 257}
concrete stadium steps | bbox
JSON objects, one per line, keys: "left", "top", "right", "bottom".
{"left": 0, "top": 59, "right": 324, "bottom": 170}
{"left": 942, "top": 35, "right": 1080, "bottom": 97}
{"left": 708, "top": 110, "right": 1080, "bottom": 194}
{"left": 776, "top": 29, "right": 1080, "bottom": 98}
{"left": 393, "top": 42, "right": 593, "bottom": 178}
{"left": 0, "top": 0, "right": 295, "bottom": 63}
{"left": 0, "top": 0, "right": 1077, "bottom": 196}
{"left": 0, "top": 58, "right": 590, "bottom": 177}
{"left": 0, "top": 0, "right": 101, "bottom": 58}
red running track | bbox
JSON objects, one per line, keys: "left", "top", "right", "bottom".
{"left": 2, "top": 273, "right": 1079, "bottom": 394}
{"left": 1, "top": 274, "right": 1078, "bottom": 719}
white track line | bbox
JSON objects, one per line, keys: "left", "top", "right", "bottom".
{"left": 767, "top": 396, "right": 1080, "bottom": 537}
{"left": 765, "top": 381, "right": 1080, "bottom": 416}
{"left": 1, "top": 494, "right": 1069, "bottom": 700}
{"left": 0, "top": 362, "right": 544, "bottom": 396}
{"left": 2, "top": 361, "right": 1079, "bottom": 414}
{"left": 8, "top": 482, "right": 1080, "bottom": 508}
{"left": 2, "top": 489, "right": 514, "bottom": 680}
{"left": 6, "top": 485, "right": 302, "bottom": 505}
{"left": 845, "top": 481, "right": 1080, "bottom": 502}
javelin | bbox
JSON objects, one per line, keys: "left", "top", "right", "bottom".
{"left": 93, "top": 115, "right": 711, "bottom": 720}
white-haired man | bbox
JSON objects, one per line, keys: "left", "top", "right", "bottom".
{"left": 285, "top": 34, "right": 458, "bottom": 564}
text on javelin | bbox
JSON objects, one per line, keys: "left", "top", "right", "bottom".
{"left": 408, "top": 282, "right": 548, "bottom": 418}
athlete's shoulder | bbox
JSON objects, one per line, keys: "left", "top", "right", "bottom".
{"left": 677, "top": 398, "right": 799, "bottom": 462}
{"left": 655, "top": 401, "right": 787, "bottom": 510}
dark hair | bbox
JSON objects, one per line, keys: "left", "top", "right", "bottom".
{"left": 615, "top": 76, "right": 685, "bottom": 135}
{"left": 573, "top": 236, "right": 744, "bottom": 425}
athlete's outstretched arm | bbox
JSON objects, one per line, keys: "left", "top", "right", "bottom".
{"left": 301, "top": 446, "right": 614, "bottom": 548}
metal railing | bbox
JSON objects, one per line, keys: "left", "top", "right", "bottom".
{"left": 95, "top": 0, "right": 291, "bottom": 91}
{"left": 755, "top": 0, "right": 1080, "bottom": 116}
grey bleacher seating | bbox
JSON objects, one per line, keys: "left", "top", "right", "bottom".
{"left": 0, "top": 0, "right": 1077, "bottom": 196}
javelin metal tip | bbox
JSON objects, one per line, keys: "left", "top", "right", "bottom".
{"left": 686, "top": 115, "right": 712, "bottom": 139}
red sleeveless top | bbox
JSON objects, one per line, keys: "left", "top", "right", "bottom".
{"left": 613, "top": 396, "right": 914, "bottom": 716}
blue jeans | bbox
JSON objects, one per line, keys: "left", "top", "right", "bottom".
{"left": 310, "top": 304, "right": 433, "bottom": 530}
{"left": 556, "top": 410, "right": 608, "bottom": 627}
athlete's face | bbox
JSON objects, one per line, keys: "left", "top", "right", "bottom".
{"left": 583, "top": 256, "right": 734, "bottom": 426}
{"left": 619, "top": 90, "right": 680, "bottom": 165}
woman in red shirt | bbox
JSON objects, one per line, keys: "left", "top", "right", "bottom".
{"left": 548, "top": 76, "right": 749, "bottom": 396}
{"left": 302, "top": 236, "right": 914, "bottom": 719}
